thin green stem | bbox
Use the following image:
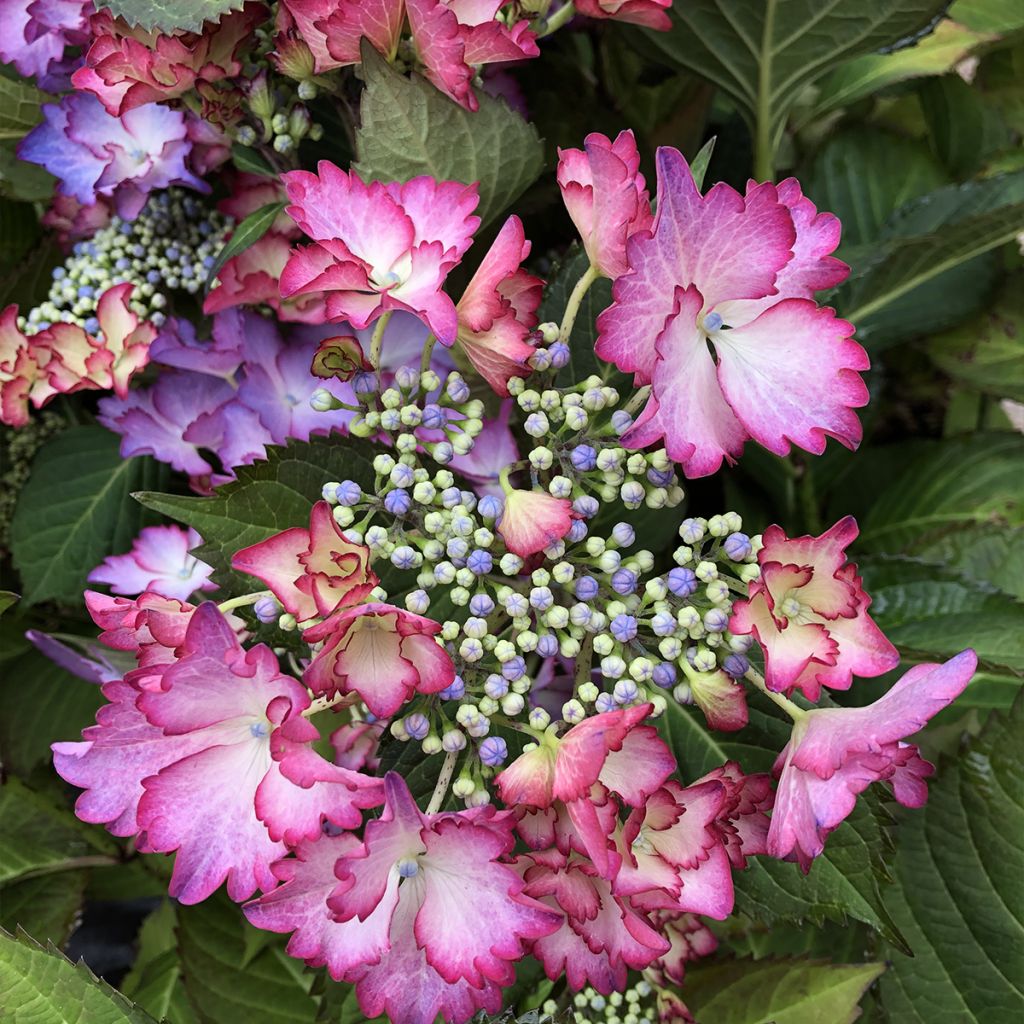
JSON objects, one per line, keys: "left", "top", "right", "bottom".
{"left": 574, "top": 633, "right": 594, "bottom": 690}
{"left": 745, "top": 667, "right": 806, "bottom": 723}
{"left": 426, "top": 749, "right": 460, "bottom": 814}
{"left": 303, "top": 692, "right": 356, "bottom": 718}
{"left": 557, "top": 264, "right": 600, "bottom": 346}
{"left": 369, "top": 310, "right": 393, "bottom": 383}
{"left": 217, "top": 590, "right": 272, "bottom": 615}
{"left": 539, "top": 1, "right": 576, "bottom": 37}
{"left": 622, "top": 385, "right": 651, "bottom": 417}
{"left": 420, "top": 333, "right": 437, "bottom": 379}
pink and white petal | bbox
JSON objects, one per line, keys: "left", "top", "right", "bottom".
{"left": 688, "top": 670, "right": 749, "bottom": 732}
{"left": 715, "top": 299, "right": 868, "bottom": 459}
{"left": 673, "top": 843, "right": 735, "bottom": 919}
{"left": 390, "top": 177, "right": 480, "bottom": 256}
{"left": 406, "top": 0, "right": 475, "bottom": 111}
{"left": 497, "top": 489, "right": 576, "bottom": 558}
{"left": 398, "top": 632, "right": 456, "bottom": 695}
{"left": 760, "top": 619, "right": 839, "bottom": 693}
{"left": 598, "top": 725, "right": 676, "bottom": 806}
{"left": 457, "top": 216, "right": 530, "bottom": 331}
{"left": 553, "top": 704, "right": 650, "bottom": 803}
{"left": 565, "top": 792, "right": 622, "bottom": 880}
{"left": 232, "top": 526, "right": 313, "bottom": 619}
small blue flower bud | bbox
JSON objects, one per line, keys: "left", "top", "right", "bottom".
{"left": 611, "top": 409, "right": 634, "bottom": 433}
{"left": 395, "top": 365, "right": 419, "bottom": 390}
{"left": 723, "top": 653, "right": 749, "bottom": 678}
{"left": 254, "top": 597, "right": 280, "bottom": 623}
{"left": 549, "top": 342, "right": 570, "bottom": 367}
{"left": 421, "top": 404, "right": 445, "bottom": 429}
{"left": 353, "top": 371, "right": 377, "bottom": 394}
{"left": 611, "top": 568, "right": 638, "bottom": 595}
{"left": 571, "top": 445, "right": 598, "bottom": 472}
{"left": 594, "top": 693, "right": 617, "bottom": 713}
{"left": 575, "top": 575, "right": 599, "bottom": 601}
{"left": 529, "top": 586, "right": 554, "bottom": 611}
{"left": 613, "top": 679, "right": 639, "bottom": 704}
{"left": 446, "top": 376, "right": 470, "bottom": 403}
{"left": 335, "top": 480, "right": 363, "bottom": 506}
{"left": 667, "top": 566, "right": 698, "bottom": 597}
{"left": 384, "top": 489, "right": 412, "bottom": 515}
{"left": 502, "top": 656, "right": 527, "bottom": 681}
{"left": 446, "top": 537, "right": 470, "bottom": 561}
{"left": 467, "top": 549, "right": 492, "bottom": 575}
{"left": 440, "top": 487, "right": 462, "bottom": 508}
{"left": 724, "top": 532, "right": 752, "bottom": 561}
{"left": 439, "top": 676, "right": 466, "bottom": 700}
{"left": 536, "top": 633, "right": 559, "bottom": 658}
{"left": 390, "top": 464, "right": 415, "bottom": 489}
{"left": 647, "top": 467, "right": 674, "bottom": 487}
{"left": 404, "top": 714, "right": 430, "bottom": 740}
{"left": 479, "top": 736, "right": 508, "bottom": 767}
{"left": 651, "top": 611, "right": 676, "bottom": 637}
{"left": 432, "top": 442, "right": 455, "bottom": 464}
{"left": 573, "top": 496, "right": 600, "bottom": 519}
{"left": 484, "top": 674, "right": 508, "bottom": 699}
{"left": 83, "top": 316, "right": 100, "bottom": 334}
{"left": 568, "top": 519, "right": 588, "bottom": 543}
{"left": 505, "top": 592, "right": 529, "bottom": 617}
{"left": 469, "top": 593, "right": 495, "bottom": 616}
{"left": 704, "top": 608, "right": 730, "bottom": 633}
{"left": 612, "top": 523, "right": 636, "bottom": 547}
{"left": 653, "top": 662, "right": 677, "bottom": 688}
{"left": 478, "top": 494, "right": 504, "bottom": 521}
{"left": 610, "top": 614, "right": 638, "bottom": 643}
{"left": 679, "top": 518, "right": 705, "bottom": 544}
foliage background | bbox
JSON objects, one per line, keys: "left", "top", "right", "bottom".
{"left": 1, "top": 1, "right": 1023, "bottom": 1022}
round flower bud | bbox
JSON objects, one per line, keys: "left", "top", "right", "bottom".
{"left": 594, "top": 693, "right": 617, "bottom": 713}
{"left": 404, "top": 714, "right": 430, "bottom": 740}
{"left": 501, "top": 692, "right": 526, "bottom": 716}
{"left": 560, "top": 636, "right": 581, "bottom": 658}
{"left": 601, "top": 656, "right": 626, "bottom": 680}
{"left": 704, "top": 608, "right": 729, "bottom": 633}
{"left": 479, "top": 736, "right": 508, "bottom": 767}
{"left": 629, "top": 657, "right": 654, "bottom": 682}
{"left": 648, "top": 694, "right": 667, "bottom": 718}
{"left": 529, "top": 707, "right": 551, "bottom": 730}
{"left": 610, "top": 614, "right": 637, "bottom": 643}
{"left": 728, "top": 633, "right": 755, "bottom": 654}
{"left": 577, "top": 682, "right": 600, "bottom": 704}
{"left": 723, "top": 532, "right": 752, "bottom": 561}
{"left": 478, "top": 696, "right": 500, "bottom": 716}
{"left": 421, "top": 734, "right": 443, "bottom": 755}
{"left": 564, "top": 405, "right": 588, "bottom": 431}
{"left": 621, "top": 481, "right": 645, "bottom": 507}
{"left": 653, "top": 662, "right": 677, "bottom": 689}
{"left": 499, "top": 553, "right": 524, "bottom": 576}
{"left": 667, "top": 566, "right": 698, "bottom": 597}
{"left": 452, "top": 776, "right": 476, "bottom": 798}
{"left": 739, "top": 563, "right": 762, "bottom": 583}
{"left": 442, "top": 729, "right": 467, "bottom": 752}
{"left": 321, "top": 481, "right": 341, "bottom": 503}
{"left": 592, "top": 633, "right": 615, "bottom": 657}
{"left": 548, "top": 475, "right": 573, "bottom": 499}
{"left": 658, "top": 637, "right": 683, "bottom": 661}
{"left": 569, "top": 603, "right": 592, "bottom": 627}
{"left": 691, "top": 648, "right": 717, "bottom": 672}
{"left": 254, "top": 596, "right": 281, "bottom": 623}
{"left": 723, "top": 653, "right": 749, "bottom": 678}
{"left": 677, "top": 606, "right": 701, "bottom": 631}
{"left": 650, "top": 611, "right": 676, "bottom": 637}
{"left": 613, "top": 679, "right": 640, "bottom": 704}
{"left": 573, "top": 496, "right": 600, "bottom": 519}
{"left": 529, "top": 446, "right": 554, "bottom": 470}
{"left": 278, "top": 613, "right": 297, "bottom": 631}
{"left": 390, "top": 720, "right": 410, "bottom": 741}
{"left": 406, "top": 589, "right": 430, "bottom": 614}
{"left": 679, "top": 518, "right": 706, "bottom": 544}
{"left": 707, "top": 514, "right": 729, "bottom": 537}
{"left": 695, "top": 560, "right": 719, "bottom": 583}
{"left": 544, "top": 606, "right": 570, "bottom": 630}
{"left": 562, "top": 700, "right": 586, "bottom": 724}
{"left": 673, "top": 545, "right": 694, "bottom": 565}
{"left": 441, "top": 620, "right": 460, "bottom": 642}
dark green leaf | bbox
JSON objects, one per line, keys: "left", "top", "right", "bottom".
{"left": 206, "top": 201, "right": 288, "bottom": 294}
{"left": 690, "top": 136, "right": 716, "bottom": 191}
{"left": 0, "top": 198, "right": 41, "bottom": 273}
{"left": 10, "top": 426, "right": 170, "bottom": 605}
{"left": 134, "top": 436, "right": 380, "bottom": 585}
{"left": 0, "top": 871, "right": 88, "bottom": 947}
{"left": 0, "top": 76, "right": 51, "bottom": 141}
{"left": 877, "top": 695, "right": 1024, "bottom": 1022}
{"left": 950, "top": 0, "right": 1024, "bottom": 32}
{"left": 0, "top": 927, "right": 160, "bottom": 1024}
{"left": 0, "top": 136, "right": 56, "bottom": 201}
{"left": 919, "top": 74, "right": 1011, "bottom": 176}
{"left": 355, "top": 43, "right": 545, "bottom": 227}
{"left": 0, "top": 591, "right": 17, "bottom": 615}
{"left": 177, "top": 895, "right": 317, "bottom": 1024}
{"left": 93, "top": 0, "right": 248, "bottom": 33}
{"left": 231, "top": 143, "right": 277, "bottom": 177}
{"left": 635, "top": 0, "right": 948, "bottom": 175}
{"left": 122, "top": 902, "right": 199, "bottom": 1024}
{"left": 682, "top": 957, "right": 885, "bottom": 1024}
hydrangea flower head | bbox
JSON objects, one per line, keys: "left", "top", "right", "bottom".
{"left": 88, "top": 525, "right": 215, "bottom": 602}
{"left": 768, "top": 650, "right": 977, "bottom": 870}
{"left": 557, "top": 130, "right": 653, "bottom": 279}
{"left": 19, "top": 93, "right": 206, "bottom": 220}
{"left": 72, "top": 6, "right": 263, "bottom": 115}
{"left": 303, "top": 602, "right": 456, "bottom": 717}
{"left": 280, "top": 163, "right": 480, "bottom": 343}
{"left": 729, "top": 516, "right": 899, "bottom": 700}
{"left": 247, "top": 772, "right": 560, "bottom": 1024}
{"left": 595, "top": 148, "right": 862, "bottom": 477}
{"left": 0, "top": 0, "right": 91, "bottom": 89}
{"left": 232, "top": 500, "right": 379, "bottom": 623}
{"left": 450, "top": 215, "right": 543, "bottom": 396}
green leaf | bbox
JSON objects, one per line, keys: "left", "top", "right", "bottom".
{"left": 177, "top": 895, "right": 318, "bottom": 1024}
{"left": 122, "top": 902, "right": 199, "bottom": 1024}
{"left": 950, "top": 0, "right": 1024, "bottom": 33}
{"left": 876, "top": 695, "right": 1024, "bottom": 1022}
{"left": 0, "top": 928, "right": 160, "bottom": 1024}
{"left": 804, "top": 128, "right": 948, "bottom": 249}
{"left": 10, "top": 426, "right": 170, "bottom": 605}
{"left": 0, "top": 197, "right": 42, "bottom": 273}
{"left": 682, "top": 958, "right": 886, "bottom": 1024}
{"left": 0, "top": 646, "right": 105, "bottom": 776}
{"left": 0, "top": 778, "right": 118, "bottom": 886}
{"left": 803, "top": 18, "right": 999, "bottom": 122}
{"left": 926, "top": 274, "right": 1024, "bottom": 401}
{"left": 0, "top": 76, "right": 51, "bottom": 141}
{"left": 657, "top": 698, "right": 907, "bottom": 948}
{"left": 635, "top": 0, "right": 949, "bottom": 175}
{"left": 690, "top": 136, "right": 717, "bottom": 191}
{"left": 0, "top": 137, "right": 56, "bottom": 201}
{"left": 0, "top": 871, "right": 88, "bottom": 947}
{"left": 133, "top": 436, "right": 380, "bottom": 585}
{"left": 910, "top": 523, "right": 1024, "bottom": 601}
{"left": 93, "top": 0, "right": 248, "bottom": 34}
{"left": 231, "top": 142, "right": 277, "bottom": 177}
{"left": 354, "top": 43, "right": 545, "bottom": 227}
{"left": 206, "top": 201, "right": 287, "bottom": 294}
{"left": 0, "top": 591, "right": 17, "bottom": 615}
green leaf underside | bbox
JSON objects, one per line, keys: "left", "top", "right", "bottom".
{"left": 0, "top": 927, "right": 160, "bottom": 1024}
{"left": 682, "top": 958, "right": 886, "bottom": 1024}
{"left": 92, "top": 0, "right": 247, "bottom": 34}
{"left": 877, "top": 694, "right": 1024, "bottom": 1022}
{"left": 354, "top": 43, "right": 545, "bottom": 227}
{"left": 10, "top": 427, "right": 169, "bottom": 606}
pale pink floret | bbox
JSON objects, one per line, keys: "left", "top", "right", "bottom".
{"left": 0, "top": 306, "right": 48, "bottom": 427}
{"left": 557, "top": 130, "right": 653, "bottom": 279}
{"left": 232, "top": 500, "right": 378, "bottom": 623}
{"left": 497, "top": 488, "right": 577, "bottom": 558}
{"left": 278, "top": 0, "right": 404, "bottom": 74}
{"left": 685, "top": 665, "right": 749, "bottom": 732}
{"left": 767, "top": 650, "right": 977, "bottom": 870}
{"left": 248, "top": 774, "right": 559, "bottom": 1024}
{"left": 452, "top": 215, "right": 543, "bottom": 396}
{"left": 280, "top": 162, "right": 480, "bottom": 344}
{"left": 694, "top": 761, "right": 774, "bottom": 869}
{"left": 88, "top": 525, "right": 215, "bottom": 602}
{"left": 645, "top": 910, "right": 718, "bottom": 987}
{"left": 729, "top": 517, "right": 899, "bottom": 701}
{"left": 303, "top": 602, "right": 455, "bottom": 717}
{"left": 575, "top": 0, "right": 673, "bottom": 31}
{"left": 596, "top": 148, "right": 864, "bottom": 478}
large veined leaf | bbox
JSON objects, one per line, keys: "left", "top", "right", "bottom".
{"left": 121, "top": 902, "right": 199, "bottom": 1024}
{"left": 877, "top": 695, "right": 1024, "bottom": 1022}
{"left": 657, "top": 697, "right": 907, "bottom": 948}
{"left": 354, "top": 43, "right": 544, "bottom": 227}
{"left": 634, "top": 0, "right": 949, "bottom": 176}
{"left": 950, "top": 0, "right": 1024, "bottom": 33}
{"left": 681, "top": 958, "right": 885, "bottom": 1024}
{"left": 0, "top": 928, "right": 160, "bottom": 1024}
{"left": 0, "top": 77, "right": 51, "bottom": 141}
{"left": 93, "top": 0, "right": 247, "bottom": 33}
{"left": 10, "top": 426, "right": 169, "bottom": 605}
{"left": 177, "top": 895, "right": 318, "bottom": 1024}
{"left": 0, "top": 872, "right": 89, "bottom": 948}
{"left": 134, "top": 436, "right": 380, "bottom": 584}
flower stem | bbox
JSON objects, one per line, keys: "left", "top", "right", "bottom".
{"left": 745, "top": 667, "right": 806, "bottom": 723}
{"left": 217, "top": 590, "right": 271, "bottom": 615}
{"left": 426, "top": 749, "right": 459, "bottom": 814}
{"left": 420, "top": 333, "right": 437, "bottom": 378}
{"left": 303, "top": 692, "right": 355, "bottom": 717}
{"left": 369, "top": 310, "right": 393, "bottom": 383}
{"left": 557, "top": 263, "right": 600, "bottom": 346}
{"left": 622, "top": 384, "right": 651, "bottom": 417}
{"left": 539, "top": 1, "right": 576, "bottom": 37}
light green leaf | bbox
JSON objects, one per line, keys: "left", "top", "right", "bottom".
{"left": 877, "top": 695, "right": 1024, "bottom": 1022}
{"left": 804, "top": 128, "right": 948, "bottom": 249}
{"left": 0, "top": 137, "right": 57, "bottom": 201}
{"left": 134, "top": 436, "right": 380, "bottom": 585}
{"left": 804, "top": 18, "right": 998, "bottom": 122}
{"left": 682, "top": 958, "right": 886, "bottom": 1024}
{"left": 0, "top": 928, "right": 160, "bottom": 1024}
{"left": 10, "top": 426, "right": 169, "bottom": 605}
{"left": 93, "top": 0, "right": 247, "bottom": 33}
{"left": 0, "top": 77, "right": 51, "bottom": 141}
{"left": 206, "top": 201, "right": 287, "bottom": 294}
{"left": 950, "top": 0, "right": 1024, "bottom": 33}
{"left": 910, "top": 523, "right": 1024, "bottom": 601}
{"left": 0, "top": 779, "right": 118, "bottom": 886}
{"left": 926, "top": 275, "right": 1024, "bottom": 401}
{"left": 635, "top": 0, "right": 949, "bottom": 175}
{"left": 122, "top": 903, "right": 198, "bottom": 1024}
{"left": 657, "top": 698, "right": 907, "bottom": 948}
{"left": 354, "top": 43, "right": 544, "bottom": 227}
{"left": 177, "top": 895, "right": 317, "bottom": 1024}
